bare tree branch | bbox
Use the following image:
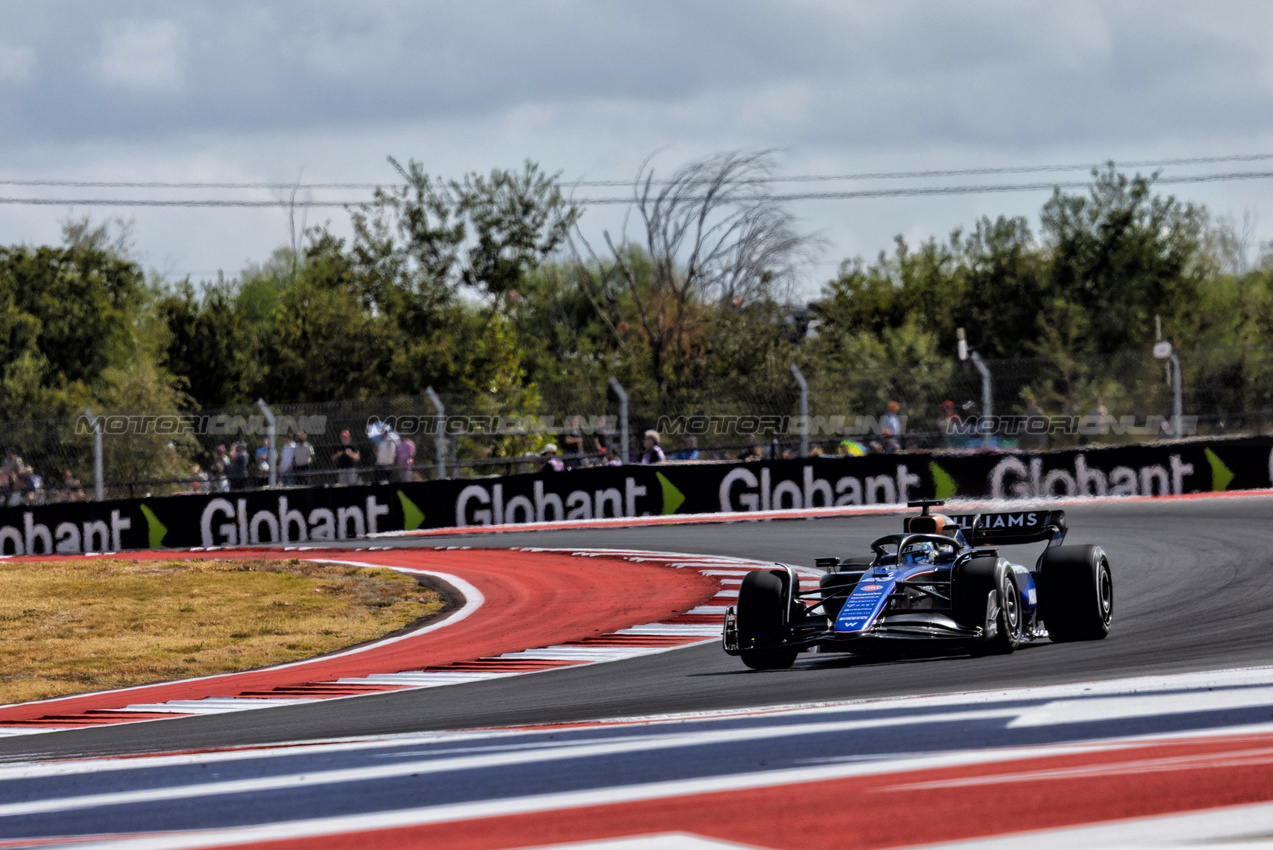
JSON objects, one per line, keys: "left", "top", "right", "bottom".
{"left": 572, "top": 150, "right": 819, "bottom": 394}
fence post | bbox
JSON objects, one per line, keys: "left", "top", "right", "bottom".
{"left": 790, "top": 363, "right": 809, "bottom": 458}
{"left": 425, "top": 387, "right": 446, "bottom": 479}
{"left": 1154, "top": 342, "right": 1184, "bottom": 438}
{"left": 82, "top": 407, "right": 103, "bottom": 501}
{"left": 1171, "top": 351, "right": 1183, "bottom": 438}
{"left": 607, "top": 377, "right": 629, "bottom": 463}
{"left": 970, "top": 351, "right": 993, "bottom": 449}
{"left": 256, "top": 398, "right": 276, "bottom": 487}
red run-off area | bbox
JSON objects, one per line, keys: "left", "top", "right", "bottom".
{"left": 0, "top": 548, "right": 718, "bottom": 723}
{"left": 226, "top": 731, "right": 1273, "bottom": 850}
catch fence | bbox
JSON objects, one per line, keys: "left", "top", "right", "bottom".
{"left": 1, "top": 345, "right": 1269, "bottom": 502}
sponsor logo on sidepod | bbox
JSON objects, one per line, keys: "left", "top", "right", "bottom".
{"left": 860, "top": 584, "right": 884, "bottom": 592}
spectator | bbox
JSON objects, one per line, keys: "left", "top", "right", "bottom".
{"left": 395, "top": 434, "right": 416, "bottom": 482}
{"left": 951, "top": 401, "right": 980, "bottom": 449}
{"left": 2, "top": 448, "right": 22, "bottom": 475}
{"left": 210, "top": 445, "right": 229, "bottom": 492}
{"left": 737, "top": 443, "right": 763, "bottom": 462}
{"left": 1022, "top": 395, "right": 1047, "bottom": 449}
{"left": 15, "top": 465, "right": 40, "bottom": 505}
{"left": 881, "top": 430, "right": 900, "bottom": 454}
{"left": 604, "top": 445, "right": 623, "bottom": 466}
{"left": 59, "top": 469, "right": 85, "bottom": 502}
{"left": 292, "top": 433, "right": 313, "bottom": 485}
{"left": 640, "top": 430, "right": 665, "bottom": 464}
{"left": 227, "top": 441, "right": 250, "bottom": 490}
{"left": 585, "top": 434, "right": 611, "bottom": 467}
{"left": 937, "top": 400, "right": 958, "bottom": 448}
{"left": 190, "top": 464, "right": 209, "bottom": 493}
{"left": 370, "top": 424, "right": 398, "bottom": 485}
{"left": 278, "top": 434, "right": 296, "bottom": 486}
{"left": 838, "top": 439, "right": 866, "bottom": 457}
{"left": 332, "top": 429, "right": 360, "bottom": 485}
{"left": 669, "top": 435, "right": 699, "bottom": 461}
{"left": 254, "top": 437, "right": 271, "bottom": 487}
{"left": 540, "top": 443, "right": 565, "bottom": 472}
{"left": 881, "top": 401, "right": 902, "bottom": 443}
{"left": 561, "top": 430, "right": 584, "bottom": 469}
{"left": 1081, "top": 396, "right": 1109, "bottom": 447}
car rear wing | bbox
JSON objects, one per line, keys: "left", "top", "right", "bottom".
{"left": 946, "top": 510, "right": 1067, "bottom": 547}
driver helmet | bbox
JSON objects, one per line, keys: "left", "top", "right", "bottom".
{"left": 901, "top": 541, "right": 937, "bottom": 565}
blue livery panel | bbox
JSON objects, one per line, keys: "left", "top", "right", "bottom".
{"left": 835, "top": 578, "right": 895, "bottom": 633}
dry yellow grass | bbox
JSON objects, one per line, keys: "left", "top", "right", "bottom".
{"left": 0, "top": 558, "right": 444, "bottom": 705}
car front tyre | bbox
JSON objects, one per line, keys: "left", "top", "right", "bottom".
{"left": 736, "top": 570, "right": 798, "bottom": 670}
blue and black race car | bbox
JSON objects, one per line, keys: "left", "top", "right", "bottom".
{"left": 722, "top": 500, "right": 1113, "bottom": 670}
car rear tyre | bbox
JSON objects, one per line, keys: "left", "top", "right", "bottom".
{"left": 1041, "top": 545, "right": 1113, "bottom": 642}
{"left": 737, "top": 570, "right": 797, "bottom": 670}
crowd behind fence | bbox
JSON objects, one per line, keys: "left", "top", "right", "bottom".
{"left": 1, "top": 345, "right": 1270, "bottom": 504}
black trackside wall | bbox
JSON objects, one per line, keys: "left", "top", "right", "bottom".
{"left": 0, "top": 438, "right": 1269, "bottom": 554}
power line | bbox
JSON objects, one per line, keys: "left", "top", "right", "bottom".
{"left": 580, "top": 152, "right": 1273, "bottom": 188}
{"left": 0, "top": 180, "right": 382, "bottom": 191}
{"left": 2, "top": 152, "right": 1273, "bottom": 192}
{"left": 4, "top": 168, "right": 1273, "bottom": 209}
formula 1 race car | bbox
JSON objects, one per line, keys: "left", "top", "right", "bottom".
{"left": 722, "top": 500, "right": 1113, "bottom": 670}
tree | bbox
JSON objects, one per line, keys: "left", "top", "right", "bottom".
{"left": 155, "top": 280, "right": 261, "bottom": 407}
{"left": 350, "top": 157, "right": 580, "bottom": 307}
{"left": 575, "top": 150, "right": 816, "bottom": 396}
{"left": 1041, "top": 166, "right": 1207, "bottom": 355}
{"left": 0, "top": 243, "right": 144, "bottom": 390}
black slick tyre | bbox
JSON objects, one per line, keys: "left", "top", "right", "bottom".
{"left": 986, "top": 572, "right": 1023, "bottom": 654}
{"left": 818, "top": 572, "right": 861, "bottom": 622}
{"left": 736, "top": 570, "right": 797, "bottom": 670}
{"left": 954, "top": 555, "right": 1019, "bottom": 655}
{"left": 1041, "top": 545, "right": 1113, "bottom": 641}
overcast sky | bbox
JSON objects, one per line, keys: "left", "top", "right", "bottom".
{"left": 2, "top": 1, "right": 1272, "bottom": 297}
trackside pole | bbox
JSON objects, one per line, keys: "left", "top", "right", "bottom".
{"left": 1154, "top": 342, "right": 1184, "bottom": 438}
{"left": 425, "top": 386, "right": 446, "bottom": 479}
{"left": 790, "top": 363, "right": 809, "bottom": 458}
{"left": 83, "top": 407, "right": 103, "bottom": 501}
{"left": 256, "top": 398, "right": 277, "bottom": 487}
{"left": 608, "top": 377, "right": 629, "bottom": 464}
{"left": 970, "top": 351, "right": 993, "bottom": 448}
{"left": 1170, "top": 349, "right": 1183, "bottom": 438}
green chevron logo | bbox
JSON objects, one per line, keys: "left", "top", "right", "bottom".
{"left": 397, "top": 491, "right": 425, "bottom": 531}
{"left": 656, "top": 472, "right": 685, "bottom": 514}
{"left": 930, "top": 461, "right": 958, "bottom": 501}
{"left": 1205, "top": 448, "right": 1235, "bottom": 492}
{"left": 139, "top": 504, "right": 168, "bottom": 549}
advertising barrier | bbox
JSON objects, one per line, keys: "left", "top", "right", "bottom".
{"left": 0, "top": 438, "right": 1269, "bottom": 554}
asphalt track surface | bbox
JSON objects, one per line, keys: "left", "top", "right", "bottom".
{"left": 2, "top": 495, "right": 1271, "bottom": 763}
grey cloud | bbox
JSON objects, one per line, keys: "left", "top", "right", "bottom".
{"left": 0, "top": 2, "right": 1270, "bottom": 160}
